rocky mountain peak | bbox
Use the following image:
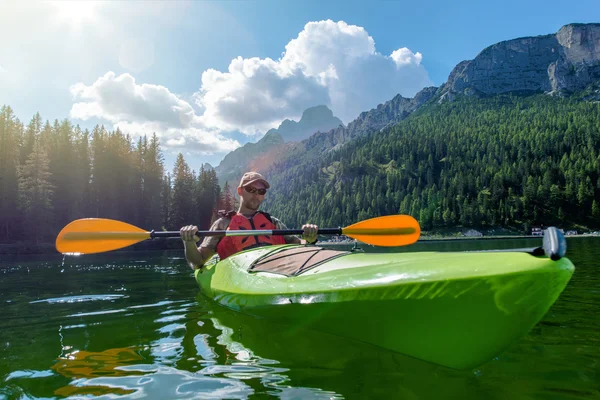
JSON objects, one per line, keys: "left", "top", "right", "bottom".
{"left": 273, "top": 105, "right": 343, "bottom": 143}
{"left": 440, "top": 23, "right": 600, "bottom": 100}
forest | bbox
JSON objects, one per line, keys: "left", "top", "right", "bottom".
{"left": 2, "top": 93, "right": 599, "bottom": 250}
{"left": 0, "top": 106, "right": 238, "bottom": 247}
{"left": 264, "top": 94, "right": 600, "bottom": 233}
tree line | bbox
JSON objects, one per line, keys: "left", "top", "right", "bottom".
{"left": 263, "top": 94, "right": 600, "bottom": 233}
{"left": 0, "top": 106, "right": 237, "bottom": 245}
{"left": 3, "top": 92, "right": 599, "bottom": 247}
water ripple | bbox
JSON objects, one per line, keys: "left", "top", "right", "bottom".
{"left": 6, "top": 369, "right": 55, "bottom": 380}
{"left": 30, "top": 294, "right": 127, "bottom": 304}
{"left": 55, "top": 365, "right": 253, "bottom": 399}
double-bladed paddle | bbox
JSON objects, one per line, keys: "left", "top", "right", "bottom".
{"left": 55, "top": 215, "right": 421, "bottom": 254}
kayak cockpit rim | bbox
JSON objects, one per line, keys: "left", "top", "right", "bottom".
{"left": 249, "top": 245, "right": 352, "bottom": 276}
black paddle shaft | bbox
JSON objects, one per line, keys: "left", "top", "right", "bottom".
{"left": 149, "top": 228, "right": 343, "bottom": 239}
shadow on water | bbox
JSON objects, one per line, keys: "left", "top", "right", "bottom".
{"left": 0, "top": 238, "right": 598, "bottom": 399}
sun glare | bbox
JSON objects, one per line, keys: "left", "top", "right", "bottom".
{"left": 50, "top": 0, "right": 100, "bottom": 27}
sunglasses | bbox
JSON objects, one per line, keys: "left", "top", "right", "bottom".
{"left": 244, "top": 186, "right": 267, "bottom": 195}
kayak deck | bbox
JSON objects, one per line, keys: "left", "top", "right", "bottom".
{"left": 195, "top": 245, "right": 574, "bottom": 369}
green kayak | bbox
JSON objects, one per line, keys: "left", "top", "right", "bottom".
{"left": 195, "top": 242, "right": 574, "bottom": 370}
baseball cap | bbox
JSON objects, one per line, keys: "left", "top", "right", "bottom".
{"left": 239, "top": 171, "right": 270, "bottom": 189}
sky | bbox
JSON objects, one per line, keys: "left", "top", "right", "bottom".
{"left": 1, "top": 0, "right": 599, "bottom": 173}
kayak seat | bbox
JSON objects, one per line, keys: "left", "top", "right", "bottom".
{"left": 249, "top": 246, "right": 351, "bottom": 276}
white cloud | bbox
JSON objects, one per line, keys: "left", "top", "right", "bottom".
{"left": 195, "top": 57, "right": 330, "bottom": 134}
{"left": 70, "top": 72, "right": 195, "bottom": 126}
{"left": 70, "top": 72, "right": 240, "bottom": 155}
{"left": 69, "top": 20, "right": 432, "bottom": 155}
{"left": 113, "top": 121, "right": 239, "bottom": 154}
{"left": 195, "top": 19, "right": 433, "bottom": 131}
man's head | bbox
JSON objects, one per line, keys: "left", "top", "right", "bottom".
{"left": 237, "top": 172, "right": 270, "bottom": 211}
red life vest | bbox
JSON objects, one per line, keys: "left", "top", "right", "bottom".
{"left": 216, "top": 211, "right": 286, "bottom": 260}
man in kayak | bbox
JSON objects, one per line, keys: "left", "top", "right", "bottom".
{"left": 180, "top": 171, "right": 318, "bottom": 269}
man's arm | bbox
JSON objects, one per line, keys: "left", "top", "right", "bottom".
{"left": 273, "top": 218, "right": 318, "bottom": 244}
{"left": 181, "top": 219, "right": 222, "bottom": 270}
{"left": 272, "top": 218, "right": 302, "bottom": 244}
{"left": 183, "top": 242, "right": 215, "bottom": 270}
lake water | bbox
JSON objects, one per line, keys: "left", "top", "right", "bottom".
{"left": 1, "top": 238, "right": 598, "bottom": 399}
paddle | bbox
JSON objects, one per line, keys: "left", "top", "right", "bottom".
{"left": 55, "top": 214, "right": 421, "bottom": 255}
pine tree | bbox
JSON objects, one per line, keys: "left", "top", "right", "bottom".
{"left": 21, "top": 112, "right": 42, "bottom": 166}
{"left": 592, "top": 200, "right": 600, "bottom": 223}
{"left": 144, "top": 133, "right": 165, "bottom": 229}
{"left": 0, "top": 106, "right": 20, "bottom": 240}
{"left": 17, "top": 141, "right": 55, "bottom": 243}
{"left": 169, "top": 153, "right": 195, "bottom": 229}
{"left": 73, "top": 125, "right": 91, "bottom": 219}
{"left": 161, "top": 173, "right": 172, "bottom": 230}
{"left": 219, "top": 181, "right": 236, "bottom": 211}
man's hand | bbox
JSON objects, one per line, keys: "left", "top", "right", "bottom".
{"left": 180, "top": 225, "right": 200, "bottom": 243}
{"left": 302, "top": 224, "right": 319, "bottom": 244}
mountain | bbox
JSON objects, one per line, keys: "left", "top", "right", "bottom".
{"left": 266, "top": 105, "right": 343, "bottom": 143}
{"left": 439, "top": 23, "right": 600, "bottom": 101}
{"left": 259, "top": 23, "right": 600, "bottom": 232}
{"left": 215, "top": 105, "right": 342, "bottom": 185}
{"left": 214, "top": 131, "right": 285, "bottom": 186}
{"left": 260, "top": 23, "right": 600, "bottom": 179}
{"left": 303, "top": 87, "right": 438, "bottom": 154}
{"left": 264, "top": 94, "right": 600, "bottom": 231}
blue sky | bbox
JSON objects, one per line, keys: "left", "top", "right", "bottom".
{"left": 1, "top": 0, "right": 599, "bottom": 173}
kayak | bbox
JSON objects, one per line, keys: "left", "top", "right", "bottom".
{"left": 195, "top": 243, "right": 574, "bottom": 370}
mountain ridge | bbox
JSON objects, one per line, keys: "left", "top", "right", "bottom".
{"left": 439, "top": 23, "right": 600, "bottom": 101}
{"left": 214, "top": 105, "right": 342, "bottom": 185}
{"left": 217, "top": 23, "right": 600, "bottom": 194}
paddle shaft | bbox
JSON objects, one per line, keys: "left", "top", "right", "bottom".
{"left": 150, "top": 228, "right": 343, "bottom": 239}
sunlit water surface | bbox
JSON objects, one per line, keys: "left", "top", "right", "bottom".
{"left": 0, "top": 238, "right": 598, "bottom": 399}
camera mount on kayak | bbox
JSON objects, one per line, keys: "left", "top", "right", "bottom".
{"left": 542, "top": 226, "right": 567, "bottom": 261}
{"left": 476, "top": 226, "right": 567, "bottom": 260}
{"left": 525, "top": 226, "right": 567, "bottom": 260}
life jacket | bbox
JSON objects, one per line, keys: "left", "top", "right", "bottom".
{"left": 216, "top": 210, "right": 286, "bottom": 260}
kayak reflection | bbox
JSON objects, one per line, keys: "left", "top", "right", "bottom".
{"left": 202, "top": 297, "right": 453, "bottom": 399}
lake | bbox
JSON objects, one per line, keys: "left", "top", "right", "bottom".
{"left": 1, "top": 238, "right": 598, "bottom": 399}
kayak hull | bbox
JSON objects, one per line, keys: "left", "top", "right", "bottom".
{"left": 195, "top": 245, "right": 574, "bottom": 369}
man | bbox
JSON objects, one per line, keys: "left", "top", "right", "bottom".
{"left": 180, "top": 171, "right": 318, "bottom": 270}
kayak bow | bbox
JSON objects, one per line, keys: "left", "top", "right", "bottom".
{"left": 195, "top": 236, "right": 574, "bottom": 369}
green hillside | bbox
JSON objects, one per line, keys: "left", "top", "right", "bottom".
{"left": 263, "top": 93, "right": 600, "bottom": 233}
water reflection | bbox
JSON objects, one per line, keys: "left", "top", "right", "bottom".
{"left": 2, "top": 240, "right": 598, "bottom": 399}
{"left": 45, "top": 291, "right": 345, "bottom": 399}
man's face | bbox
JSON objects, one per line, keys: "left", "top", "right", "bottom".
{"left": 239, "top": 181, "right": 267, "bottom": 211}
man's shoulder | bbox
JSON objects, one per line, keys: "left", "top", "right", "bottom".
{"left": 264, "top": 214, "right": 285, "bottom": 228}
{"left": 258, "top": 211, "right": 279, "bottom": 222}
{"left": 210, "top": 217, "right": 231, "bottom": 230}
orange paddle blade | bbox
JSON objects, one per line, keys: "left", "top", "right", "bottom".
{"left": 342, "top": 215, "right": 420, "bottom": 246}
{"left": 56, "top": 218, "right": 150, "bottom": 254}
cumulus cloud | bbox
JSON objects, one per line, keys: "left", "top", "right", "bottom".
{"left": 196, "top": 57, "right": 330, "bottom": 134}
{"left": 195, "top": 19, "right": 433, "bottom": 132}
{"left": 70, "top": 72, "right": 240, "bottom": 155}
{"left": 69, "top": 20, "right": 432, "bottom": 155}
